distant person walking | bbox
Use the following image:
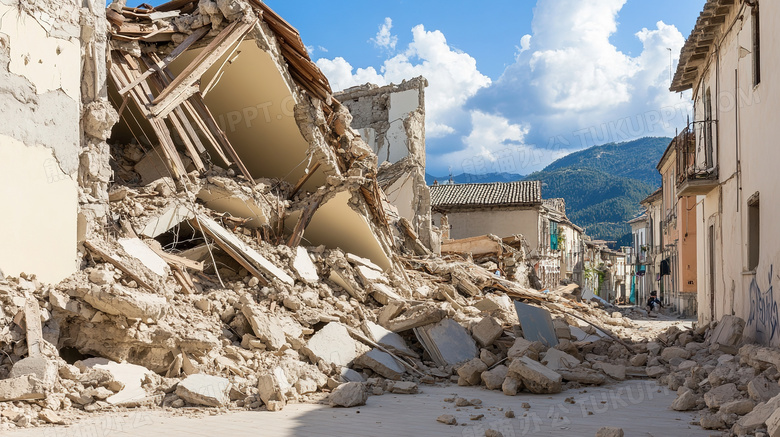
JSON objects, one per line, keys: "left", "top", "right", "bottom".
{"left": 646, "top": 291, "right": 663, "bottom": 313}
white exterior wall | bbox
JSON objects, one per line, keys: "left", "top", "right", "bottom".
{"left": 691, "top": 2, "right": 780, "bottom": 346}
{"left": 434, "top": 208, "right": 540, "bottom": 250}
{"left": 0, "top": 1, "right": 84, "bottom": 283}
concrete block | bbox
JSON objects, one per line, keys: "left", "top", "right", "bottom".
{"left": 9, "top": 356, "right": 58, "bottom": 387}
{"left": 541, "top": 349, "right": 581, "bottom": 371}
{"left": 0, "top": 375, "right": 46, "bottom": 401}
{"left": 292, "top": 246, "right": 319, "bottom": 284}
{"left": 329, "top": 382, "right": 368, "bottom": 407}
{"left": 592, "top": 362, "right": 626, "bottom": 381}
{"left": 304, "top": 322, "right": 368, "bottom": 367}
{"left": 355, "top": 349, "right": 405, "bottom": 380}
{"left": 471, "top": 316, "right": 503, "bottom": 347}
{"left": 481, "top": 365, "right": 508, "bottom": 390}
{"left": 257, "top": 367, "right": 290, "bottom": 411}
{"left": 507, "top": 356, "right": 562, "bottom": 394}
{"left": 241, "top": 304, "right": 287, "bottom": 351}
{"left": 671, "top": 389, "right": 697, "bottom": 411}
{"left": 175, "top": 374, "right": 231, "bottom": 407}
{"left": 704, "top": 383, "right": 740, "bottom": 409}
{"left": 595, "top": 427, "right": 624, "bottom": 437}
{"left": 457, "top": 358, "right": 488, "bottom": 386}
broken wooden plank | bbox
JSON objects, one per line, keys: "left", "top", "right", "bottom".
{"left": 150, "top": 18, "right": 258, "bottom": 118}
{"left": 118, "top": 26, "right": 209, "bottom": 96}
{"left": 83, "top": 240, "right": 156, "bottom": 292}
{"left": 289, "top": 162, "right": 320, "bottom": 199}
{"left": 287, "top": 197, "right": 323, "bottom": 248}
{"left": 191, "top": 214, "right": 294, "bottom": 285}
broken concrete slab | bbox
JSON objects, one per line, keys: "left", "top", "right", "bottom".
{"left": 513, "top": 301, "right": 558, "bottom": 346}
{"left": 592, "top": 362, "right": 626, "bottom": 381}
{"left": 507, "top": 356, "right": 562, "bottom": 394}
{"left": 720, "top": 399, "right": 755, "bottom": 415}
{"left": 471, "top": 316, "right": 503, "bottom": 348}
{"left": 363, "top": 321, "right": 417, "bottom": 358}
{"left": 733, "top": 393, "right": 780, "bottom": 434}
{"left": 81, "top": 358, "right": 154, "bottom": 406}
{"left": 414, "top": 318, "right": 478, "bottom": 367}
{"left": 570, "top": 325, "right": 603, "bottom": 343}
{"left": 748, "top": 375, "right": 780, "bottom": 403}
{"left": 387, "top": 304, "right": 446, "bottom": 332}
{"left": 389, "top": 381, "right": 418, "bottom": 394}
{"left": 9, "top": 356, "right": 58, "bottom": 387}
{"left": 595, "top": 427, "right": 624, "bottom": 437}
{"left": 671, "top": 389, "right": 697, "bottom": 411}
{"left": 82, "top": 284, "right": 167, "bottom": 320}
{"left": 304, "top": 322, "right": 368, "bottom": 367}
{"left": 541, "top": 349, "right": 581, "bottom": 371}
{"left": 704, "top": 383, "right": 740, "bottom": 409}
{"left": 557, "top": 367, "right": 607, "bottom": 385}
{"left": 709, "top": 315, "right": 745, "bottom": 348}
{"left": 0, "top": 375, "right": 46, "bottom": 401}
{"left": 196, "top": 183, "right": 270, "bottom": 229}
{"left": 175, "top": 374, "right": 231, "bottom": 407}
{"left": 507, "top": 337, "right": 541, "bottom": 361}
{"left": 355, "top": 349, "right": 405, "bottom": 380}
{"left": 329, "top": 382, "right": 368, "bottom": 407}
{"left": 371, "top": 282, "right": 404, "bottom": 305}
{"left": 292, "top": 246, "right": 319, "bottom": 284}
{"left": 241, "top": 302, "right": 286, "bottom": 350}
{"left": 328, "top": 267, "right": 367, "bottom": 302}
{"left": 140, "top": 203, "right": 195, "bottom": 238}
{"left": 118, "top": 238, "right": 169, "bottom": 277}
{"left": 767, "top": 408, "right": 780, "bottom": 437}
{"left": 257, "top": 366, "right": 291, "bottom": 411}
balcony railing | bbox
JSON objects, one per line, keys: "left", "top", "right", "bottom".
{"left": 676, "top": 122, "right": 718, "bottom": 196}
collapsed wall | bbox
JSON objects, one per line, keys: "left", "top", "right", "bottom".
{"left": 335, "top": 78, "right": 438, "bottom": 254}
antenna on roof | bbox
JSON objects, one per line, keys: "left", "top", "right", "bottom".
{"left": 448, "top": 166, "right": 454, "bottom": 185}
{"left": 668, "top": 48, "right": 673, "bottom": 88}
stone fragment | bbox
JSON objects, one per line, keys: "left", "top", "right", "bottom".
{"left": 257, "top": 367, "right": 290, "bottom": 411}
{"left": 592, "top": 362, "right": 626, "bottom": 381}
{"left": 38, "top": 409, "right": 64, "bottom": 424}
{"left": 502, "top": 376, "right": 521, "bottom": 396}
{"left": 387, "top": 304, "right": 446, "bottom": 332}
{"left": 481, "top": 365, "right": 509, "bottom": 390}
{"left": 595, "top": 427, "right": 624, "bottom": 437}
{"left": 241, "top": 303, "right": 286, "bottom": 350}
{"left": 671, "top": 390, "right": 697, "bottom": 411}
{"left": 480, "top": 349, "right": 499, "bottom": 367}
{"left": 507, "top": 337, "right": 539, "bottom": 361}
{"left": 329, "top": 382, "right": 368, "bottom": 408}
{"left": 390, "top": 381, "right": 418, "bottom": 394}
{"left": 748, "top": 376, "right": 780, "bottom": 403}
{"left": 0, "top": 375, "right": 46, "bottom": 401}
{"left": 437, "top": 414, "right": 457, "bottom": 425}
{"left": 304, "top": 322, "right": 368, "bottom": 367}
{"left": 82, "top": 284, "right": 166, "bottom": 320}
{"left": 471, "top": 316, "right": 503, "bottom": 347}
{"left": 10, "top": 356, "right": 58, "bottom": 387}
{"left": 766, "top": 408, "right": 780, "bottom": 437}
{"left": 720, "top": 399, "right": 755, "bottom": 415}
{"left": 485, "top": 430, "right": 504, "bottom": 437}
{"left": 355, "top": 349, "right": 405, "bottom": 380}
{"left": 507, "top": 356, "right": 562, "bottom": 394}
{"left": 558, "top": 367, "right": 607, "bottom": 385}
{"left": 292, "top": 246, "right": 319, "bottom": 283}
{"left": 709, "top": 315, "right": 745, "bottom": 347}
{"left": 458, "top": 358, "right": 488, "bottom": 386}
{"left": 734, "top": 394, "right": 780, "bottom": 435}
{"left": 175, "top": 374, "right": 231, "bottom": 407}
{"left": 542, "top": 349, "right": 580, "bottom": 371}
{"left": 80, "top": 359, "right": 153, "bottom": 406}
{"left": 700, "top": 413, "right": 726, "bottom": 430}
{"left": 646, "top": 366, "right": 666, "bottom": 378}
{"left": 704, "top": 383, "right": 740, "bottom": 409}
{"left": 660, "top": 347, "right": 691, "bottom": 362}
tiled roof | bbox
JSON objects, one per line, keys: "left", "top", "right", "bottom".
{"left": 430, "top": 181, "right": 542, "bottom": 209}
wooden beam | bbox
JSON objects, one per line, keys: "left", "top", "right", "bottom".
{"left": 289, "top": 162, "right": 320, "bottom": 199}
{"left": 84, "top": 240, "right": 156, "bottom": 292}
{"left": 118, "top": 26, "right": 209, "bottom": 96}
{"left": 287, "top": 197, "right": 322, "bottom": 247}
{"left": 150, "top": 18, "right": 258, "bottom": 118}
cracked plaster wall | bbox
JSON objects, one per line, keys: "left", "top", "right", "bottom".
{"left": 0, "top": 0, "right": 112, "bottom": 283}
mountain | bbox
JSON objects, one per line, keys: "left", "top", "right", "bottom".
{"left": 524, "top": 137, "right": 670, "bottom": 247}
{"left": 425, "top": 172, "right": 524, "bottom": 185}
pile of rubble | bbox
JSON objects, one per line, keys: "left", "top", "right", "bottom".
{"left": 2, "top": 1, "right": 780, "bottom": 436}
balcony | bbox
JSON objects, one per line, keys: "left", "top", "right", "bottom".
{"left": 675, "top": 123, "right": 719, "bottom": 196}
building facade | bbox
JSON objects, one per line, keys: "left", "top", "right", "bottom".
{"left": 672, "top": 0, "right": 780, "bottom": 345}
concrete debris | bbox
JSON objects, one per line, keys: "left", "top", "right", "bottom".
{"left": 507, "top": 356, "right": 563, "bottom": 394}
{"left": 415, "top": 318, "right": 478, "bottom": 367}
{"left": 329, "top": 382, "right": 368, "bottom": 408}
{"left": 437, "top": 414, "right": 457, "bottom": 425}
{"left": 2, "top": 1, "right": 780, "bottom": 434}
{"left": 595, "top": 427, "right": 624, "bottom": 437}
{"left": 175, "top": 374, "right": 231, "bottom": 407}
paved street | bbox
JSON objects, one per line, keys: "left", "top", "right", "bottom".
{"left": 11, "top": 381, "right": 711, "bottom": 437}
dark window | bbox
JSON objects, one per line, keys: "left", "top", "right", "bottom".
{"left": 748, "top": 193, "right": 760, "bottom": 271}
{"left": 753, "top": 5, "right": 761, "bottom": 86}
{"left": 704, "top": 87, "right": 714, "bottom": 168}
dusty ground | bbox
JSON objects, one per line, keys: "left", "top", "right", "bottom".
{"left": 5, "top": 380, "right": 711, "bottom": 437}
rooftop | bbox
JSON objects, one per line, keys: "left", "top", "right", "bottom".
{"left": 430, "top": 180, "right": 542, "bottom": 209}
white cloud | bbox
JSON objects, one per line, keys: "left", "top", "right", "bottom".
{"left": 316, "top": 24, "right": 491, "bottom": 140}
{"left": 371, "top": 17, "right": 398, "bottom": 51}
{"left": 516, "top": 34, "right": 532, "bottom": 56}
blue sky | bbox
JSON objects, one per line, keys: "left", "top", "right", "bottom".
{"left": 141, "top": 0, "right": 706, "bottom": 176}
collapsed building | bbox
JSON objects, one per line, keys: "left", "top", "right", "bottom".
{"left": 0, "top": 1, "right": 779, "bottom": 436}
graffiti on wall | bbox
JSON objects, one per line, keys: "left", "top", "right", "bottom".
{"left": 747, "top": 265, "right": 780, "bottom": 344}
